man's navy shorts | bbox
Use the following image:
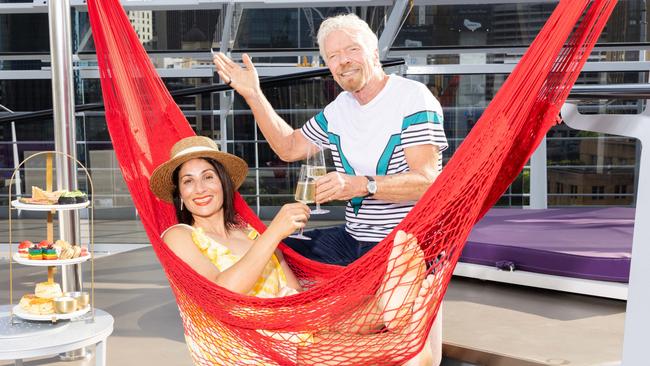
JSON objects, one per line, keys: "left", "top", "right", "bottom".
{"left": 282, "top": 225, "right": 379, "bottom": 266}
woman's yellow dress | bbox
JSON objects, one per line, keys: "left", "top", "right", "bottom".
{"left": 164, "top": 224, "right": 312, "bottom": 365}
{"left": 191, "top": 224, "right": 291, "bottom": 297}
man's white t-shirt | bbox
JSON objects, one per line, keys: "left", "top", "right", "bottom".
{"left": 301, "top": 74, "right": 448, "bottom": 242}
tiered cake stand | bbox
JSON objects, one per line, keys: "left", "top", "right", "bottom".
{"left": 6, "top": 151, "right": 95, "bottom": 323}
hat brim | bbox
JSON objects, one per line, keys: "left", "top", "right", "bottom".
{"left": 149, "top": 150, "right": 248, "bottom": 203}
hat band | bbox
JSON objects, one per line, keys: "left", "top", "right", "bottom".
{"left": 172, "top": 145, "right": 219, "bottom": 159}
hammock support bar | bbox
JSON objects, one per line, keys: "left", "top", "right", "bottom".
{"left": 562, "top": 103, "right": 649, "bottom": 365}
{"left": 0, "top": 59, "right": 404, "bottom": 124}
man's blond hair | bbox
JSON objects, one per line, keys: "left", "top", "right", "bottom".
{"left": 317, "top": 13, "right": 379, "bottom": 60}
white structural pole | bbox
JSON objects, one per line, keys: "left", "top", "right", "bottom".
{"left": 49, "top": 0, "right": 82, "bottom": 294}
{"left": 10, "top": 122, "right": 21, "bottom": 198}
{"left": 0, "top": 104, "right": 22, "bottom": 200}
{"left": 529, "top": 137, "right": 548, "bottom": 208}
{"left": 49, "top": 0, "right": 85, "bottom": 360}
{"left": 219, "top": 2, "right": 235, "bottom": 153}
{"left": 561, "top": 103, "right": 649, "bottom": 366}
{"left": 10, "top": 122, "right": 22, "bottom": 217}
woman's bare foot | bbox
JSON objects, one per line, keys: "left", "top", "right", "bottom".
{"left": 378, "top": 230, "right": 427, "bottom": 330}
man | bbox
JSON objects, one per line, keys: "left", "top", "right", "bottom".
{"left": 214, "top": 14, "right": 447, "bottom": 366}
{"left": 213, "top": 13, "right": 447, "bottom": 266}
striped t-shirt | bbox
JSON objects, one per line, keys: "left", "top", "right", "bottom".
{"left": 301, "top": 74, "right": 448, "bottom": 242}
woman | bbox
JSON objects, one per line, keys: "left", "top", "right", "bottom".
{"left": 149, "top": 136, "right": 435, "bottom": 366}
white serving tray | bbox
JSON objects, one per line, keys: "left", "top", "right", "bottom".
{"left": 12, "top": 305, "right": 91, "bottom": 322}
{"left": 12, "top": 253, "right": 90, "bottom": 266}
{"left": 11, "top": 200, "right": 90, "bottom": 211}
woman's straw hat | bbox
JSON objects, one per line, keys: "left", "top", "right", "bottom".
{"left": 150, "top": 136, "right": 248, "bottom": 203}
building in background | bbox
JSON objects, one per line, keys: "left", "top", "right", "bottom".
{"left": 0, "top": 0, "right": 645, "bottom": 220}
{"left": 128, "top": 11, "right": 153, "bottom": 45}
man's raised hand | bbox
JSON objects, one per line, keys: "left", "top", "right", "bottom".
{"left": 212, "top": 52, "right": 260, "bottom": 100}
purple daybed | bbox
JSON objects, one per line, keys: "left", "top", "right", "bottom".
{"left": 461, "top": 207, "right": 634, "bottom": 283}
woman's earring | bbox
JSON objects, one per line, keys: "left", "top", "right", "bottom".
{"left": 180, "top": 199, "right": 184, "bottom": 211}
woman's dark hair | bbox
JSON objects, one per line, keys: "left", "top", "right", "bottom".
{"left": 171, "top": 158, "right": 238, "bottom": 229}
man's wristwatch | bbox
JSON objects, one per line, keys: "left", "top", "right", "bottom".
{"left": 365, "top": 176, "right": 377, "bottom": 197}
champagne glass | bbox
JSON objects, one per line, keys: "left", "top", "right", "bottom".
{"left": 307, "top": 142, "right": 329, "bottom": 214}
{"left": 290, "top": 164, "right": 313, "bottom": 240}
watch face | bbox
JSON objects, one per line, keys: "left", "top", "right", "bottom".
{"left": 368, "top": 180, "right": 377, "bottom": 194}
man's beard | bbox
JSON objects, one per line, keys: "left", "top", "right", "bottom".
{"left": 342, "top": 81, "right": 362, "bottom": 93}
{"left": 338, "top": 74, "right": 365, "bottom": 93}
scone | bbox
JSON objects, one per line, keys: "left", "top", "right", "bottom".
{"left": 19, "top": 294, "right": 55, "bottom": 315}
{"left": 34, "top": 297, "right": 55, "bottom": 315}
{"left": 19, "top": 294, "right": 37, "bottom": 309}
{"left": 35, "top": 282, "right": 63, "bottom": 299}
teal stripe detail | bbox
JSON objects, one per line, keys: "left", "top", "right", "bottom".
{"left": 349, "top": 197, "right": 363, "bottom": 215}
{"left": 314, "top": 111, "right": 328, "bottom": 133}
{"left": 329, "top": 134, "right": 363, "bottom": 215}
{"left": 376, "top": 134, "right": 401, "bottom": 176}
{"left": 328, "top": 134, "right": 354, "bottom": 175}
{"left": 402, "top": 110, "right": 442, "bottom": 129}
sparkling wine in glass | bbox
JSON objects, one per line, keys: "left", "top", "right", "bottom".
{"left": 307, "top": 142, "right": 329, "bottom": 214}
{"left": 290, "top": 165, "right": 313, "bottom": 240}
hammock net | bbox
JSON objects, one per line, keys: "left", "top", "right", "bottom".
{"left": 87, "top": 0, "right": 616, "bottom": 364}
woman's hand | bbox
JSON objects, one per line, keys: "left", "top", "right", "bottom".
{"left": 267, "top": 202, "right": 310, "bottom": 239}
{"left": 212, "top": 52, "right": 260, "bottom": 100}
{"left": 277, "top": 286, "right": 299, "bottom": 297}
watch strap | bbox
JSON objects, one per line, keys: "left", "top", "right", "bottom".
{"left": 364, "top": 175, "right": 376, "bottom": 197}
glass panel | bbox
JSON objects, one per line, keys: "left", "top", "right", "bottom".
{"left": 3, "top": 3, "right": 645, "bottom": 213}
{"left": 547, "top": 71, "right": 643, "bottom": 207}
{"left": 80, "top": 115, "right": 111, "bottom": 142}
{"left": 0, "top": 79, "right": 53, "bottom": 111}
{"left": 573, "top": 71, "right": 648, "bottom": 114}
{"left": 0, "top": 13, "right": 49, "bottom": 53}
{"left": 256, "top": 196, "right": 297, "bottom": 207}
{"left": 547, "top": 132, "right": 637, "bottom": 206}
{"left": 84, "top": 142, "right": 132, "bottom": 208}
{"left": 227, "top": 78, "right": 336, "bottom": 141}
{"left": 80, "top": 77, "right": 215, "bottom": 106}
{"left": 76, "top": 9, "right": 221, "bottom": 53}
{"left": 225, "top": 76, "right": 345, "bottom": 208}
{"left": 547, "top": 166, "right": 636, "bottom": 205}
{"left": 405, "top": 73, "right": 502, "bottom": 164}
{"left": 79, "top": 79, "right": 103, "bottom": 105}
{"left": 0, "top": 60, "right": 49, "bottom": 71}
{"left": 1, "top": 118, "right": 53, "bottom": 142}
{"left": 225, "top": 70, "right": 531, "bottom": 207}
{"left": 494, "top": 168, "right": 530, "bottom": 207}
{"left": 394, "top": 1, "right": 644, "bottom": 49}
{"left": 404, "top": 70, "right": 644, "bottom": 207}
{"left": 234, "top": 7, "right": 389, "bottom": 50}
{"left": 0, "top": 138, "right": 54, "bottom": 207}
{"left": 80, "top": 77, "right": 218, "bottom": 138}
{"left": 258, "top": 166, "right": 296, "bottom": 197}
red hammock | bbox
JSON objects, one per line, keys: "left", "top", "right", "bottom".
{"left": 87, "top": 0, "right": 616, "bottom": 364}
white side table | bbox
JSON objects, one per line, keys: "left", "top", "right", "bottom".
{"left": 0, "top": 305, "right": 114, "bottom": 366}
